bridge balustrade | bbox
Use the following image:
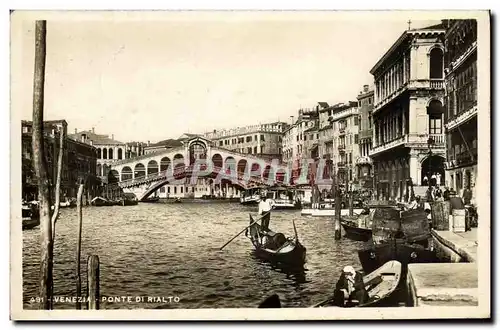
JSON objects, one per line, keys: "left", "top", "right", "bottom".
{"left": 117, "top": 164, "right": 274, "bottom": 189}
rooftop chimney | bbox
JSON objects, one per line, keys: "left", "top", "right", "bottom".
{"left": 92, "top": 127, "right": 95, "bottom": 134}
{"left": 148, "top": 140, "right": 151, "bottom": 146}
{"left": 112, "top": 134, "right": 114, "bottom": 140}
{"left": 363, "top": 85, "right": 369, "bottom": 92}
{"left": 74, "top": 128, "right": 77, "bottom": 134}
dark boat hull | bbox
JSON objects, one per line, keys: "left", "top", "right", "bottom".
{"left": 248, "top": 215, "right": 306, "bottom": 267}
{"left": 358, "top": 241, "right": 439, "bottom": 275}
{"left": 141, "top": 197, "right": 160, "bottom": 203}
{"left": 253, "top": 243, "right": 307, "bottom": 267}
{"left": 341, "top": 221, "right": 372, "bottom": 241}
{"left": 23, "top": 217, "right": 40, "bottom": 230}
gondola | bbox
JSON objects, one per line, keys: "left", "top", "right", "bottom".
{"left": 247, "top": 215, "right": 306, "bottom": 267}
{"left": 22, "top": 217, "right": 40, "bottom": 230}
{"left": 358, "top": 239, "right": 438, "bottom": 275}
{"left": 90, "top": 196, "right": 117, "bottom": 207}
{"left": 258, "top": 260, "right": 402, "bottom": 308}
{"left": 359, "top": 207, "right": 438, "bottom": 274}
{"left": 341, "top": 219, "right": 372, "bottom": 241}
{"left": 141, "top": 196, "right": 160, "bottom": 203}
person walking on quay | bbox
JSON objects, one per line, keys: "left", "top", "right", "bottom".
{"left": 258, "top": 193, "right": 274, "bottom": 231}
{"left": 443, "top": 187, "right": 450, "bottom": 201}
{"left": 434, "top": 186, "right": 443, "bottom": 201}
{"left": 423, "top": 175, "right": 429, "bottom": 186}
{"left": 463, "top": 186, "right": 473, "bottom": 206}
{"left": 431, "top": 173, "right": 437, "bottom": 186}
{"left": 426, "top": 186, "right": 435, "bottom": 202}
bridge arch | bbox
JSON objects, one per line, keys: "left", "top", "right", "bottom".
{"left": 160, "top": 157, "right": 171, "bottom": 172}
{"left": 237, "top": 159, "right": 248, "bottom": 179}
{"left": 134, "top": 163, "right": 146, "bottom": 178}
{"left": 108, "top": 169, "right": 120, "bottom": 183}
{"left": 212, "top": 153, "right": 223, "bottom": 168}
{"left": 147, "top": 160, "right": 159, "bottom": 175}
{"left": 173, "top": 154, "right": 185, "bottom": 171}
{"left": 275, "top": 168, "right": 288, "bottom": 184}
{"left": 189, "top": 140, "right": 207, "bottom": 165}
{"left": 121, "top": 166, "right": 133, "bottom": 181}
{"left": 250, "top": 162, "right": 262, "bottom": 180}
{"left": 263, "top": 164, "right": 273, "bottom": 183}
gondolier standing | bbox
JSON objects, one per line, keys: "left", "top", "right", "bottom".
{"left": 258, "top": 192, "right": 274, "bottom": 231}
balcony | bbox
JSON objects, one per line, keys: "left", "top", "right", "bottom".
{"left": 339, "top": 127, "right": 346, "bottom": 135}
{"left": 370, "top": 133, "right": 445, "bottom": 157}
{"left": 446, "top": 149, "right": 477, "bottom": 169}
{"left": 373, "top": 79, "right": 444, "bottom": 115}
{"left": 337, "top": 162, "right": 346, "bottom": 168}
{"left": 338, "top": 144, "right": 346, "bottom": 150}
{"left": 355, "top": 156, "right": 373, "bottom": 166}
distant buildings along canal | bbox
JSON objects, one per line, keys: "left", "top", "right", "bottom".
{"left": 22, "top": 120, "right": 99, "bottom": 201}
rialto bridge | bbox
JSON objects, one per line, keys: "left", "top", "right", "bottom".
{"left": 104, "top": 136, "right": 305, "bottom": 201}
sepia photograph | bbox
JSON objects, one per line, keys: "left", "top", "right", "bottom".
{"left": 9, "top": 9, "right": 490, "bottom": 320}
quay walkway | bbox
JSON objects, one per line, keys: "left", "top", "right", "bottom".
{"left": 406, "top": 228, "right": 479, "bottom": 307}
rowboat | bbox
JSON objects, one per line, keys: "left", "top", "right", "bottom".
{"left": 258, "top": 260, "right": 402, "bottom": 308}
{"left": 22, "top": 217, "right": 40, "bottom": 230}
{"left": 313, "top": 260, "right": 402, "bottom": 308}
{"left": 247, "top": 215, "right": 306, "bottom": 267}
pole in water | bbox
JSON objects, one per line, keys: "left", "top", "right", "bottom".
{"left": 333, "top": 170, "right": 341, "bottom": 240}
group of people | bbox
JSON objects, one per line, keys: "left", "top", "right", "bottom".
{"left": 422, "top": 172, "right": 442, "bottom": 187}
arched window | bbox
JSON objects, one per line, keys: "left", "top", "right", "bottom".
{"left": 429, "top": 48, "right": 444, "bottom": 79}
{"left": 103, "top": 148, "right": 107, "bottom": 159}
{"left": 427, "top": 100, "right": 444, "bottom": 134}
{"left": 109, "top": 148, "right": 114, "bottom": 160}
{"left": 118, "top": 148, "right": 123, "bottom": 160}
{"left": 97, "top": 148, "right": 102, "bottom": 159}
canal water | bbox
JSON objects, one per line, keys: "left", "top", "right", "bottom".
{"left": 23, "top": 201, "right": 366, "bottom": 309}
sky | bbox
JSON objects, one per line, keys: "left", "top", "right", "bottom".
{"left": 11, "top": 11, "right": 442, "bottom": 144}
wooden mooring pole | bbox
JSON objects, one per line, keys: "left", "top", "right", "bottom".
{"left": 87, "top": 255, "right": 100, "bottom": 310}
{"left": 32, "top": 20, "right": 54, "bottom": 310}
{"left": 333, "top": 170, "right": 341, "bottom": 240}
{"left": 75, "top": 180, "right": 84, "bottom": 309}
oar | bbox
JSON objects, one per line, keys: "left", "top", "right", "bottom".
{"left": 219, "top": 210, "right": 271, "bottom": 250}
{"left": 310, "top": 296, "right": 334, "bottom": 308}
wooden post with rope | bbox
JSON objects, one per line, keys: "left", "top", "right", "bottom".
{"left": 333, "top": 168, "right": 342, "bottom": 240}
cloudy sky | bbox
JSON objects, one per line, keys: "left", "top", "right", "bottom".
{"left": 11, "top": 11, "right": 442, "bottom": 143}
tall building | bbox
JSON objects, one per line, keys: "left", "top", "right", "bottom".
{"left": 443, "top": 19, "right": 477, "bottom": 202}
{"left": 22, "top": 120, "right": 99, "bottom": 201}
{"left": 369, "top": 23, "right": 447, "bottom": 201}
{"left": 282, "top": 106, "right": 320, "bottom": 175}
{"left": 356, "top": 84, "right": 375, "bottom": 189}
{"left": 68, "top": 129, "right": 147, "bottom": 184}
{"left": 329, "top": 102, "right": 360, "bottom": 185}
{"left": 203, "top": 122, "right": 289, "bottom": 162}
